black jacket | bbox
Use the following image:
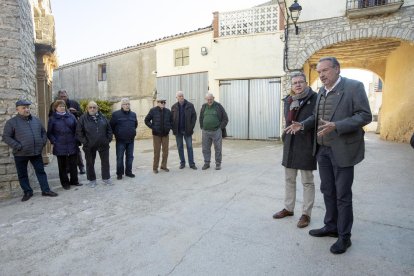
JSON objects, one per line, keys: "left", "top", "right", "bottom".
{"left": 76, "top": 112, "right": 112, "bottom": 150}
{"left": 145, "top": 107, "right": 173, "bottom": 137}
{"left": 282, "top": 89, "right": 317, "bottom": 170}
{"left": 171, "top": 100, "right": 197, "bottom": 136}
{"left": 2, "top": 114, "right": 47, "bottom": 156}
{"left": 110, "top": 109, "right": 138, "bottom": 143}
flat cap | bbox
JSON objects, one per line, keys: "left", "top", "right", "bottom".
{"left": 156, "top": 96, "right": 166, "bottom": 102}
{"left": 15, "top": 100, "right": 32, "bottom": 107}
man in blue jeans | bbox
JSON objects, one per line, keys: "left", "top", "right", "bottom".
{"left": 2, "top": 100, "right": 58, "bottom": 201}
{"left": 110, "top": 98, "right": 138, "bottom": 180}
{"left": 171, "top": 91, "right": 197, "bottom": 170}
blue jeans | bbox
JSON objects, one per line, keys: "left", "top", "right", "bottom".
{"left": 116, "top": 141, "right": 134, "bottom": 175}
{"left": 14, "top": 155, "right": 51, "bottom": 194}
{"left": 175, "top": 132, "right": 195, "bottom": 166}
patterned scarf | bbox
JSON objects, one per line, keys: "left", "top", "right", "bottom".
{"left": 287, "top": 87, "right": 310, "bottom": 124}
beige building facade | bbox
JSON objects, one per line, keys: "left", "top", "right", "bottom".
{"left": 0, "top": 0, "right": 57, "bottom": 198}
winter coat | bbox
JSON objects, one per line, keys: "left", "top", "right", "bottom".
{"left": 282, "top": 89, "right": 317, "bottom": 170}
{"left": 48, "top": 99, "right": 83, "bottom": 119}
{"left": 76, "top": 112, "right": 113, "bottom": 150}
{"left": 2, "top": 114, "right": 47, "bottom": 156}
{"left": 47, "top": 112, "right": 78, "bottom": 156}
{"left": 171, "top": 100, "right": 197, "bottom": 136}
{"left": 145, "top": 106, "right": 173, "bottom": 137}
{"left": 110, "top": 109, "right": 138, "bottom": 143}
{"left": 199, "top": 101, "right": 229, "bottom": 137}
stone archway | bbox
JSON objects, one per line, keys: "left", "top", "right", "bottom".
{"left": 284, "top": 6, "right": 414, "bottom": 143}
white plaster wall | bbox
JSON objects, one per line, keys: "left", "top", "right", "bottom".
{"left": 284, "top": 0, "right": 413, "bottom": 22}
{"left": 156, "top": 31, "right": 213, "bottom": 77}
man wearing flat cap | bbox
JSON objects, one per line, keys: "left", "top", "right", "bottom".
{"left": 2, "top": 100, "right": 58, "bottom": 201}
{"left": 145, "top": 96, "right": 173, "bottom": 173}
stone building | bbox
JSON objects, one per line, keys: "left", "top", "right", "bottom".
{"left": 279, "top": 0, "right": 414, "bottom": 142}
{"left": 0, "top": 0, "right": 57, "bottom": 198}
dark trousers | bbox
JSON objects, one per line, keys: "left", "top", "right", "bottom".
{"left": 14, "top": 155, "right": 51, "bottom": 194}
{"left": 57, "top": 154, "right": 79, "bottom": 187}
{"left": 175, "top": 132, "right": 195, "bottom": 166}
{"left": 317, "top": 146, "right": 354, "bottom": 239}
{"left": 83, "top": 147, "right": 110, "bottom": 181}
{"left": 77, "top": 150, "right": 85, "bottom": 170}
{"left": 116, "top": 141, "right": 134, "bottom": 176}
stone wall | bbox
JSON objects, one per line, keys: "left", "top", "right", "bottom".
{"left": 0, "top": 0, "right": 37, "bottom": 198}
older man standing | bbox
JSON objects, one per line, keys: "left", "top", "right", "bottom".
{"left": 273, "top": 73, "right": 317, "bottom": 228}
{"left": 286, "top": 57, "right": 372, "bottom": 254}
{"left": 3, "top": 100, "right": 58, "bottom": 201}
{"left": 110, "top": 98, "right": 138, "bottom": 180}
{"left": 171, "top": 91, "right": 197, "bottom": 170}
{"left": 199, "top": 93, "right": 228, "bottom": 170}
{"left": 76, "top": 101, "right": 113, "bottom": 187}
{"left": 145, "top": 97, "right": 173, "bottom": 174}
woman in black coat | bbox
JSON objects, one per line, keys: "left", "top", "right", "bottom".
{"left": 47, "top": 100, "right": 82, "bottom": 189}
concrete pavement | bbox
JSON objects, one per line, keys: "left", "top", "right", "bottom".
{"left": 0, "top": 133, "right": 413, "bottom": 275}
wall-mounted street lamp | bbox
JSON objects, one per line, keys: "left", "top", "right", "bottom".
{"left": 288, "top": 0, "right": 302, "bottom": 35}
{"left": 201, "top": 46, "right": 208, "bottom": 56}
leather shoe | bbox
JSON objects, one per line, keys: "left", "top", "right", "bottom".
{"left": 297, "top": 215, "right": 310, "bottom": 228}
{"left": 190, "top": 165, "right": 197, "bottom": 170}
{"left": 21, "top": 193, "right": 33, "bottom": 202}
{"left": 62, "top": 185, "right": 70, "bottom": 190}
{"left": 202, "top": 163, "right": 210, "bottom": 170}
{"left": 272, "top": 208, "right": 294, "bottom": 219}
{"left": 330, "top": 238, "right": 352, "bottom": 254}
{"left": 42, "top": 191, "right": 58, "bottom": 197}
{"left": 125, "top": 173, "right": 135, "bottom": 178}
{"left": 71, "top": 183, "right": 83, "bottom": 186}
{"left": 179, "top": 164, "right": 185, "bottom": 169}
{"left": 309, "top": 226, "right": 338, "bottom": 237}
{"left": 153, "top": 169, "right": 159, "bottom": 174}
{"left": 117, "top": 175, "right": 122, "bottom": 180}
{"left": 215, "top": 164, "right": 221, "bottom": 170}
{"left": 79, "top": 167, "right": 86, "bottom": 175}
{"left": 160, "top": 167, "right": 169, "bottom": 172}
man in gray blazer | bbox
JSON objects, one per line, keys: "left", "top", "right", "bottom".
{"left": 286, "top": 57, "right": 372, "bottom": 254}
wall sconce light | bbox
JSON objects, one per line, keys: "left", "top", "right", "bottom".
{"left": 201, "top": 46, "right": 208, "bottom": 56}
{"left": 288, "top": 0, "right": 302, "bottom": 35}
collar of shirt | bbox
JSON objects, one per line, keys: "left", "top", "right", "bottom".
{"left": 325, "top": 76, "right": 341, "bottom": 95}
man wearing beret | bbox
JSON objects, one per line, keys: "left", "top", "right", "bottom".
{"left": 3, "top": 100, "right": 58, "bottom": 201}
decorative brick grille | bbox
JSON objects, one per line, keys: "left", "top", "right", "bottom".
{"left": 219, "top": 5, "right": 278, "bottom": 37}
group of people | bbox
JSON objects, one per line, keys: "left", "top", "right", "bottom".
{"left": 2, "top": 56, "right": 372, "bottom": 255}
{"left": 2, "top": 90, "right": 229, "bottom": 200}
{"left": 274, "top": 57, "right": 372, "bottom": 254}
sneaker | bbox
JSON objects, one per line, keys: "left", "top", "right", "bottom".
{"left": 215, "top": 164, "right": 221, "bottom": 170}
{"left": 42, "top": 191, "right": 58, "bottom": 197}
{"left": 117, "top": 175, "right": 122, "bottom": 180}
{"left": 102, "top": 179, "right": 113, "bottom": 185}
{"left": 88, "top": 180, "right": 97, "bottom": 188}
{"left": 21, "top": 193, "right": 33, "bottom": 202}
{"left": 190, "top": 165, "right": 198, "bottom": 170}
{"left": 125, "top": 173, "right": 135, "bottom": 178}
{"left": 202, "top": 163, "right": 210, "bottom": 170}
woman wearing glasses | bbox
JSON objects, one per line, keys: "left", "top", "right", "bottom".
{"left": 76, "top": 101, "right": 113, "bottom": 187}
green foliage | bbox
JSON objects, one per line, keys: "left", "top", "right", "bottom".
{"left": 79, "top": 99, "right": 115, "bottom": 120}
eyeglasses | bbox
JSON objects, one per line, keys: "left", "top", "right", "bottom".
{"left": 292, "top": 80, "right": 306, "bottom": 86}
{"left": 158, "top": 101, "right": 166, "bottom": 104}
{"left": 88, "top": 106, "right": 97, "bottom": 109}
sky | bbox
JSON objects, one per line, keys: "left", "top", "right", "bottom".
{"left": 51, "top": 0, "right": 267, "bottom": 65}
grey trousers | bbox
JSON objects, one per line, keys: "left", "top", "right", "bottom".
{"left": 202, "top": 129, "right": 222, "bottom": 165}
{"left": 284, "top": 168, "right": 315, "bottom": 216}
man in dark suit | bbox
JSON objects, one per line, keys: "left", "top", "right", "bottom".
{"left": 286, "top": 57, "right": 372, "bottom": 254}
